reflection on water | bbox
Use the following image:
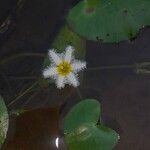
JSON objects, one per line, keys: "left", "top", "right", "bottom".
{"left": 55, "top": 137, "right": 59, "bottom": 149}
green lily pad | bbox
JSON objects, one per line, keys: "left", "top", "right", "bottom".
{"left": 0, "top": 96, "right": 9, "bottom": 148}
{"left": 64, "top": 99, "right": 119, "bottom": 150}
{"left": 67, "top": 0, "right": 150, "bottom": 42}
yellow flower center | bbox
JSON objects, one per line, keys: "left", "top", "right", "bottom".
{"left": 57, "top": 61, "right": 72, "bottom": 76}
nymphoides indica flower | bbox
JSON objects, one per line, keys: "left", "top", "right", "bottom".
{"left": 43, "top": 45, "right": 86, "bottom": 89}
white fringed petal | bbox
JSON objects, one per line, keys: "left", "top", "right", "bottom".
{"left": 67, "top": 73, "right": 79, "bottom": 87}
{"left": 43, "top": 67, "right": 57, "bottom": 78}
{"left": 43, "top": 45, "right": 86, "bottom": 89}
{"left": 64, "top": 45, "right": 74, "bottom": 62}
{"left": 48, "top": 49, "right": 62, "bottom": 65}
{"left": 56, "top": 76, "right": 65, "bottom": 89}
{"left": 72, "top": 61, "right": 86, "bottom": 72}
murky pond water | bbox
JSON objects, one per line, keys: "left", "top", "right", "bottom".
{"left": 0, "top": 0, "right": 150, "bottom": 150}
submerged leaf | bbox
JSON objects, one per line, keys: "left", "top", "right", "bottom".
{"left": 0, "top": 96, "right": 9, "bottom": 148}
{"left": 44, "top": 25, "right": 86, "bottom": 67}
{"left": 64, "top": 99, "right": 119, "bottom": 150}
{"left": 67, "top": 0, "right": 150, "bottom": 42}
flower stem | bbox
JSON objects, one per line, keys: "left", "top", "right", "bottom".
{"left": 7, "top": 76, "right": 39, "bottom": 80}
{"left": 8, "top": 81, "right": 38, "bottom": 108}
{"left": 76, "top": 87, "right": 83, "bottom": 100}
{"left": 0, "top": 53, "right": 45, "bottom": 65}
{"left": 87, "top": 64, "right": 135, "bottom": 71}
{"left": 87, "top": 62, "right": 150, "bottom": 74}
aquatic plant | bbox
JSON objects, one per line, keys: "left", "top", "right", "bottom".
{"left": 67, "top": 0, "right": 150, "bottom": 42}
{"left": 43, "top": 46, "right": 86, "bottom": 89}
{"left": 0, "top": 96, "right": 9, "bottom": 148}
{"left": 1, "top": 0, "right": 150, "bottom": 149}
{"left": 64, "top": 99, "right": 119, "bottom": 150}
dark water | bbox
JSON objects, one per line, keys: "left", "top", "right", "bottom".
{"left": 0, "top": 0, "right": 150, "bottom": 149}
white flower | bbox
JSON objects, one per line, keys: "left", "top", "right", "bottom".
{"left": 43, "top": 45, "right": 86, "bottom": 89}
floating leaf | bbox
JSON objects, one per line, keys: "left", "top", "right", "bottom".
{"left": 67, "top": 0, "right": 150, "bottom": 42}
{"left": 0, "top": 96, "right": 9, "bottom": 148}
{"left": 64, "top": 99, "right": 119, "bottom": 150}
{"left": 64, "top": 99, "right": 100, "bottom": 134}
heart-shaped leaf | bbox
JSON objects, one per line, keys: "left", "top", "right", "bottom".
{"left": 64, "top": 99, "right": 119, "bottom": 150}
{"left": 0, "top": 96, "right": 9, "bottom": 148}
{"left": 64, "top": 99, "right": 100, "bottom": 134}
{"left": 67, "top": 0, "right": 150, "bottom": 43}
